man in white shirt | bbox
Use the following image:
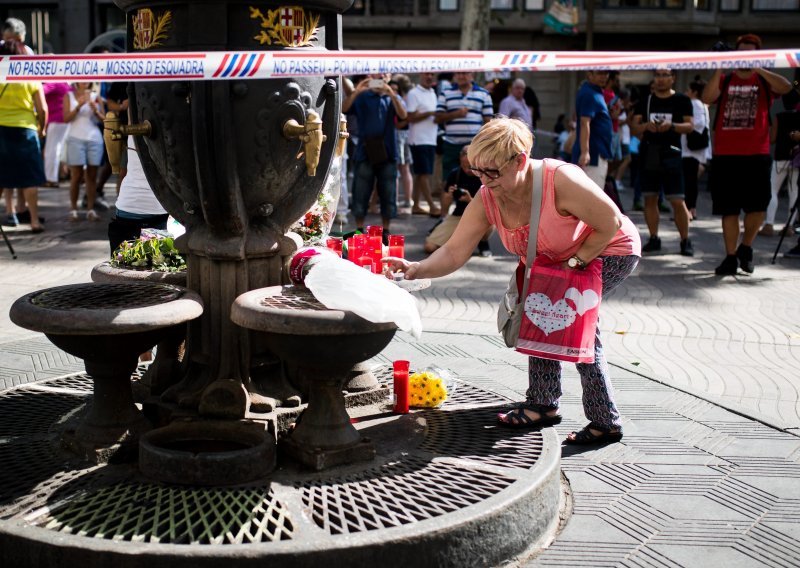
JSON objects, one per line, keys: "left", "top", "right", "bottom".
{"left": 406, "top": 73, "right": 441, "bottom": 216}
{"left": 498, "top": 79, "right": 533, "bottom": 131}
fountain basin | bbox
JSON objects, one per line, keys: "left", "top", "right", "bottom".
{"left": 140, "top": 420, "right": 275, "bottom": 486}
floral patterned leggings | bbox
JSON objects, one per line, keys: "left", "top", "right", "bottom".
{"left": 525, "top": 255, "right": 640, "bottom": 429}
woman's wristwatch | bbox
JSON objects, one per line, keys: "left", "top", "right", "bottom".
{"left": 567, "top": 255, "right": 587, "bottom": 270}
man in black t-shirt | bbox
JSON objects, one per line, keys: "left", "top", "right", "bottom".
{"left": 424, "top": 145, "right": 492, "bottom": 256}
{"left": 632, "top": 68, "right": 695, "bottom": 256}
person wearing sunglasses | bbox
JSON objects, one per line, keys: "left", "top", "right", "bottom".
{"left": 385, "top": 117, "right": 641, "bottom": 445}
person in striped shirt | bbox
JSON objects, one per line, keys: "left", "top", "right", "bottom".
{"left": 435, "top": 72, "right": 494, "bottom": 187}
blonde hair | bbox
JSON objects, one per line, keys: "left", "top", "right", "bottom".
{"left": 467, "top": 117, "right": 533, "bottom": 167}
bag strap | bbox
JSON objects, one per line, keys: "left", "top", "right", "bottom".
{"left": 0, "top": 84, "right": 9, "bottom": 101}
{"left": 646, "top": 94, "right": 651, "bottom": 122}
{"left": 519, "top": 159, "right": 544, "bottom": 303}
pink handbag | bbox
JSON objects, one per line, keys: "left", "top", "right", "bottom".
{"left": 515, "top": 256, "right": 603, "bottom": 364}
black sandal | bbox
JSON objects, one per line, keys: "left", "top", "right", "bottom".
{"left": 497, "top": 404, "right": 562, "bottom": 429}
{"left": 564, "top": 422, "right": 623, "bottom": 445}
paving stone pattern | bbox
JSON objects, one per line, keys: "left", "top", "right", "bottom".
{"left": 2, "top": 184, "right": 800, "bottom": 566}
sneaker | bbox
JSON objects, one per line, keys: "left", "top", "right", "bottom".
{"left": 615, "top": 180, "right": 626, "bottom": 191}
{"left": 2, "top": 213, "right": 19, "bottom": 227}
{"left": 94, "top": 196, "right": 110, "bottom": 211}
{"left": 68, "top": 209, "right": 79, "bottom": 222}
{"left": 715, "top": 254, "right": 738, "bottom": 276}
{"left": 758, "top": 224, "right": 775, "bottom": 237}
{"left": 736, "top": 244, "right": 754, "bottom": 274}
{"left": 632, "top": 201, "right": 643, "bottom": 212}
{"left": 784, "top": 244, "right": 800, "bottom": 259}
{"left": 680, "top": 238, "right": 694, "bottom": 257}
{"left": 86, "top": 209, "right": 100, "bottom": 222}
{"left": 642, "top": 235, "right": 661, "bottom": 253}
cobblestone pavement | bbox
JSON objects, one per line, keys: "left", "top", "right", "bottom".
{"left": 1, "top": 181, "right": 800, "bottom": 566}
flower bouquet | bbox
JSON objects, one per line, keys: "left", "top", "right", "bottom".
{"left": 111, "top": 229, "right": 187, "bottom": 273}
{"left": 290, "top": 164, "right": 339, "bottom": 244}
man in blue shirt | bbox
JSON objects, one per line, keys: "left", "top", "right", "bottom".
{"left": 572, "top": 70, "right": 613, "bottom": 188}
{"left": 343, "top": 74, "right": 408, "bottom": 235}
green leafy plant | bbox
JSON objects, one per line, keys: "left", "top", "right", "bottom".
{"left": 111, "top": 229, "right": 187, "bottom": 272}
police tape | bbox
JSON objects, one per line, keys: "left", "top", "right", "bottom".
{"left": 0, "top": 49, "right": 798, "bottom": 82}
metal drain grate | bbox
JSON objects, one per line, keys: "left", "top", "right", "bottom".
{"left": 0, "top": 389, "right": 87, "bottom": 438}
{"left": 259, "top": 286, "right": 328, "bottom": 311}
{"left": 31, "top": 283, "right": 185, "bottom": 311}
{"left": 300, "top": 456, "right": 514, "bottom": 535}
{"left": 40, "top": 483, "right": 294, "bottom": 544}
{"left": 419, "top": 408, "right": 545, "bottom": 469}
{"left": 373, "top": 366, "right": 509, "bottom": 407}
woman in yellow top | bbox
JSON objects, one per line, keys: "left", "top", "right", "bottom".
{"left": 0, "top": 39, "right": 47, "bottom": 232}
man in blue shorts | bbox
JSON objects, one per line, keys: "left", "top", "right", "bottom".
{"left": 406, "top": 72, "right": 441, "bottom": 216}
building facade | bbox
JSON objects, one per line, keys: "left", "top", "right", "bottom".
{"left": 3, "top": 1, "right": 796, "bottom": 131}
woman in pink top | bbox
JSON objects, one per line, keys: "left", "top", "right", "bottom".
{"left": 386, "top": 117, "right": 641, "bottom": 445}
{"left": 42, "top": 82, "right": 72, "bottom": 186}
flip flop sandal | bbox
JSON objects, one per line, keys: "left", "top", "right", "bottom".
{"left": 497, "top": 404, "right": 562, "bottom": 429}
{"left": 564, "top": 422, "right": 623, "bottom": 445}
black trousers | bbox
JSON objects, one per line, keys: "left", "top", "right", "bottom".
{"left": 682, "top": 157, "right": 700, "bottom": 210}
{"left": 108, "top": 214, "right": 170, "bottom": 254}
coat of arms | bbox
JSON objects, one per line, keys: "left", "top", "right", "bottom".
{"left": 250, "top": 6, "right": 319, "bottom": 48}
{"left": 132, "top": 8, "right": 172, "bottom": 50}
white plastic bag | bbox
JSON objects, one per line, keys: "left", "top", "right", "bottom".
{"left": 304, "top": 254, "right": 423, "bottom": 339}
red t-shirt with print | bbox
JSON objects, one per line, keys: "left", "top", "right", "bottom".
{"left": 712, "top": 72, "right": 775, "bottom": 156}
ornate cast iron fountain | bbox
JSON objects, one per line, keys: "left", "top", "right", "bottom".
{"left": 115, "top": 0, "right": 352, "bottom": 414}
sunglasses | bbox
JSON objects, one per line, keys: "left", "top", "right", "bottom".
{"left": 469, "top": 154, "right": 519, "bottom": 180}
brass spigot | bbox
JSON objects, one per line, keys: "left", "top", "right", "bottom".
{"left": 103, "top": 112, "right": 124, "bottom": 175}
{"left": 283, "top": 110, "right": 327, "bottom": 176}
{"left": 103, "top": 113, "right": 153, "bottom": 174}
{"left": 336, "top": 114, "right": 349, "bottom": 158}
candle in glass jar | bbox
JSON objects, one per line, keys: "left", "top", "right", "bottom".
{"left": 357, "top": 256, "right": 375, "bottom": 272}
{"left": 392, "top": 360, "right": 410, "bottom": 414}
{"left": 388, "top": 234, "right": 405, "bottom": 258}
{"left": 366, "top": 225, "right": 383, "bottom": 238}
{"left": 326, "top": 236, "right": 343, "bottom": 257}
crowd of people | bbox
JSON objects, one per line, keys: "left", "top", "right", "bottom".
{"left": 1, "top": 18, "right": 122, "bottom": 234}
{"left": 3, "top": 20, "right": 800, "bottom": 268}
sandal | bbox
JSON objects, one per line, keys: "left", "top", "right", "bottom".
{"left": 564, "top": 422, "right": 623, "bottom": 445}
{"left": 497, "top": 404, "right": 562, "bottom": 429}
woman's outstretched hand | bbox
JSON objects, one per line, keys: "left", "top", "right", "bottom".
{"left": 382, "top": 257, "right": 421, "bottom": 280}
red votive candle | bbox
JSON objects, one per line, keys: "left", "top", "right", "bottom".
{"left": 346, "top": 237, "right": 359, "bottom": 262}
{"left": 357, "top": 256, "right": 375, "bottom": 272}
{"left": 326, "top": 236, "right": 343, "bottom": 257}
{"left": 393, "top": 360, "right": 410, "bottom": 414}
{"left": 366, "top": 225, "right": 383, "bottom": 238}
{"left": 388, "top": 234, "right": 405, "bottom": 258}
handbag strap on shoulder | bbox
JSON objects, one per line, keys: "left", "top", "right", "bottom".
{"left": 520, "top": 159, "right": 544, "bottom": 301}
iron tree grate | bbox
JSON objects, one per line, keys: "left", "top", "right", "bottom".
{"left": 0, "top": 440, "right": 101, "bottom": 520}
{"left": 300, "top": 456, "right": 514, "bottom": 535}
{"left": 0, "top": 389, "right": 87, "bottom": 438}
{"left": 39, "top": 483, "right": 294, "bottom": 544}
{"left": 419, "top": 408, "right": 546, "bottom": 469}
{"left": 31, "top": 283, "right": 184, "bottom": 311}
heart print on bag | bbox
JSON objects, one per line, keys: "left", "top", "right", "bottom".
{"left": 524, "top": 293, "right": 577, "bottom": 336}
{"left": 563, "top": 287, "right": 600, "bottom": 316}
